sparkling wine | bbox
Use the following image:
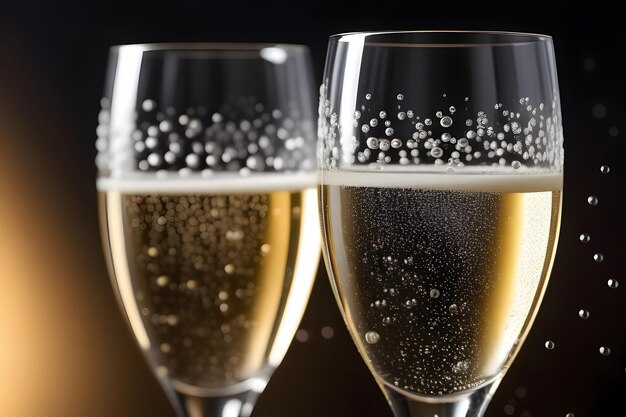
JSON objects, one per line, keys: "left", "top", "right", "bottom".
{"left": 320, "top": 171, "right": 561, "bottom": 398}
{"left": 99, "top": 173, "right": 320, "bottom": 395}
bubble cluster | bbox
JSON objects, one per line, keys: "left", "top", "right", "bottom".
{"left": 318, "top": 87, "right": 563, "bottom": 170}
{"left": 116, "top": 190, "right": 303, "bottom": 388}
{"left": 323, "top": 183, "right": 559, "bottom": 396}
{"left": 97, "top": 96, "right": 315, "bottom": 175}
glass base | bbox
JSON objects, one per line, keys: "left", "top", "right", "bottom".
{"left": 382, "top": 378, "right": 502, "bottom": 417}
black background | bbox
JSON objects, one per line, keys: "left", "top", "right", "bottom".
{"left": 0, "top": 1, "right": 624, "bottom": 417}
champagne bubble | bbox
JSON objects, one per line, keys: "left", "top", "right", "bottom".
{"left": 429, "top": 289, "right": 440, "bottom": 299}
{"left": 512, "top": 161, "right": 522, "bottom": 169}
{"left": 397, "top": 112, "right": 406, "bottom": 120}
{"left": 160, "top": 343, "right": 172, "bottom": 353}
{"left": 406, "top": 110, "right": 414, "bottom": 118}
{"left": 147, "top": 247, "right": 159, "bottom": 257}
{"left": 504, "top": 405, "right": 515, "bottom": 415}
{"left": 448, "top": 304, "right": 459, "bottom": 314}
{"left": 466, "top": 130, "right": 476, "bottom": 139}
{"left": 578, "top": 309, "right": 590, "bottom": 319}
{"left": 156, "top": 275, "right": 170, "bottom": 287}
{"left": 379, "top": 111, "right": 387, "bottom": 119}
{"left": 436, "top": 111, "right": 443, "bottom": 118}
{"left": 142, "top": 99, "right": 156, "bottom": 112}
{"left": 365, "top": 93, "right": 372, "bottom": 100}
{"left": 367, "top": 137, "right": 380, "bottom": 149}
{"left": 587, "top": 196, "right": 598, "bottom": 206}
{"left": 365, "top": 331, "right": 380, "bottom": 344}
{"left": 361, "top": 124, "right": 370, "bottom": 133}
{"left": 545, "top": 340, "right": 555, "bottom": 350}
{"left": 379, "top": 139, "right": 390, "bottom": 151}
{"left": 370, "top": 118, "right": 379, "bottom": 127}
{"left": 224, "top": 264, "right": 235, "bottom": 274}
{"left": 600, "top": 165, "right": 610, "bottom": 174}
{"left": 593, "top": 253, "right": 604, "bottom": 263}
{"left": 391, "top": 138, "right": 402, "bottom": 148}
{"left": 383, "top": 316, "right": 392, "bottom": 325}
{"left": 397, "top": 94, "right": 404, "bottom": 101}
{"left": 607, "top": 279, "right": 619, "bottom": 289}
{"left": 385, "top": 128, "right": 394, "bottom": 136}
{"left": 449, "top": 106, "right": 456, "bottom": 113}
{"left": 566, "top": 413, "right": 575, "bottom": 417}
{"left": 452, "top": 360, "right": 469, "bottom": 374}
{"left": 579, "top": 233, "right": 590, "bottom": 243}
{"left": 431, "top": 147, "right": 443, "bottom": 158}
{"left": 440, "top": 116, "right": 453, "bottom": 127}
{"left": 599, "top": 346, "right": 611, "bottom": 356}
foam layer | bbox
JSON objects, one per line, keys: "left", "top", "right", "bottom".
{"left": 320, "top": 170, "right": 562, "bottom": 192}
{"left": 97, "top": 172, "right": 317, "bottom": 193}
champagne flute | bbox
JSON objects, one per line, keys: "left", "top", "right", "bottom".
{"left": 96, "top": 43, "right": 320, "bottom": 417}
{"left": 318, "top": 31, "right": 563, "bottom": 417}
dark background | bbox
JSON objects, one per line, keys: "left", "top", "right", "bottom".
{"left": 0, "top": 1, "right": 624, "bottom": 416}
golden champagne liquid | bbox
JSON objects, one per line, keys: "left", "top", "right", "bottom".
{"left": 320, "top": 171, "right": 561, "bottom": 398}
{"left": 98, "top": 174, "right": 320, "bottom": 395}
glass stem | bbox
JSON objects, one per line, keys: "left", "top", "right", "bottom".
{"left": 172, "top": 390, "right": 260, "bottom": 417}
{"left": 382, "top": 379, "right": 501, "bottom": 417}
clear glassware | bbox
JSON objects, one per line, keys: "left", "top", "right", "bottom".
{"left": 318, "top": 31, "right": 563, "bottom": 417}
{"left": 96, "top": 43, "right": 319, "bottom": 417}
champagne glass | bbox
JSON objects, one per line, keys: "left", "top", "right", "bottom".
{"left": 96, "top": 43, "right": 320, "bottom": 417}
{"left": 318, "top": 31, "right": 563, "bottom": 417}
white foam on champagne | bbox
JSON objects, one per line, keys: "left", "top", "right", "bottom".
{"left": 97, "top": 172, "right": 317, "bottom": 193}
{"left": 321, "top": 169, "right": 562, "bottom": 192}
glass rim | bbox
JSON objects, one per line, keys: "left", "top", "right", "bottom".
{"left": 329, "top": 30, "right": 552, "bottom": 46}
{"left": 109, "top": 42, "right": 310, "bottom": 53}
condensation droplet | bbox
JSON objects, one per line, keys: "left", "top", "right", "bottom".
{"left": 545, "top": 340, "right": 555, "bottom": 350}
{"left": 365, "top": 331, "right": 380, "bottom": 344}
{"left": 579, "top": 233, "right": 590, "bottom": 243}
{"left": 608, "top": 278, "right": 619, "bottom": 289}
{"left": 599, "top": 346, "right": 611, "bottom": 356}
{"left": 440, "top": 116, "right": 453, "bottom": 127}
{"left": 578, "top": 309, "right": 590, "bottom": 319}
{"left": 587, "top": 196, "right": 599, "bottom": 206}
{"left": 593, "top": 253, "right": 604, "bottom": 263}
